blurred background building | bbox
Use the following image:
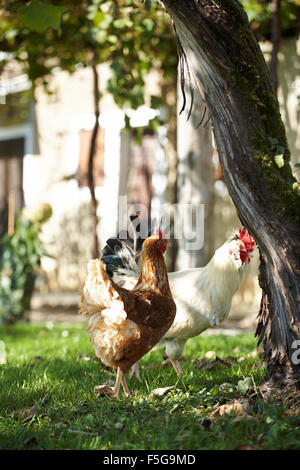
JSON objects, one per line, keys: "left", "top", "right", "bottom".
{"left": 0, "top": 11, "right": 299, "bottom": 327}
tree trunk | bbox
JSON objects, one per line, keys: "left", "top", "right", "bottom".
{"left": 162, "top": 79, "right": 179, "bottom": 272}
{"left": 88, "top": 64, "right": 100, "bottom": 259}
{"left": 176, "top": 74, "right": 214, "bottom": 269}
{"left": 161, "top": 0, "right": 300, "bottom": 386}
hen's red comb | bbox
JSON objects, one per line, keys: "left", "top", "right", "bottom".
{"left": 157, "top": 228, "right": 167, "bottom": 239}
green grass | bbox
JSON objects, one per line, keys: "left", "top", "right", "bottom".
{"left": 0, "top": 322, "right": 299, "bottom": 450}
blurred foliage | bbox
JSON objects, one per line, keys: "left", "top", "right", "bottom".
{"left": 241, "top": 0, "right": 300, "bottom": 38}
{"left": 1, "top": 0, "right": 298, "bottom": 129}
{"left": 0, "top": 204, "right": 52, "bottom": 325}
{"left": 0, "top": 0, "right": 177, "bottom": 129}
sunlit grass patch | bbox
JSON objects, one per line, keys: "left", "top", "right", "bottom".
{"left": 0, "top": 323, "right": 299, "bottom": 450}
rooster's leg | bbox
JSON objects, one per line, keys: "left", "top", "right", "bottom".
{"left": 129, "top": 362, "right": 141, "bottom": 381}
{"left": 170, "top": 359, "right": 183, "bottom": 375}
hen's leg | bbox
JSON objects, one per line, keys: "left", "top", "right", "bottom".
{"left": 121, "top": 373, "right": 131, "bottom": 397}
{"left": 112, "top": 366, "right": 122, "bottom": 396}
{"left": 94, "top": 366, "right": 123, "bottom": 398}
{"left": 129, "top": 362, "right": 141, "bottom": 381}
{"left": 170, "top": 359, "right": 183, "bottom": 376}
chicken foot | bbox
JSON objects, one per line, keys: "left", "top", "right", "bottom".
{"left": 130, "top": 358, "right": 183, "bottom": 379}
{"left": 94, "top": 367, "right": 131, "bottom": 398}
{"left": 169, "top": 359, "right": 183, "bottom": 375}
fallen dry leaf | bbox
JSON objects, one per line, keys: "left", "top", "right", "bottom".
{"left": 94, "top": 384, "right": 115, "bottom": 397}
{"left": 219, "top": 382, "right": 237, "bottom": 393}
{"left": 17, "top": 405, "right": 39, "bottom": 422}
{"left": 210, "top": 398, "right": 253, "bottom": 419}
{"left": 193, "top": 356, "right": 232, "bottom": 371}
{"left": 115, "top": 422, "right": 125, "bottom": 430}
{"left": 149, "top": 386, "right": 174, "bottom": 397}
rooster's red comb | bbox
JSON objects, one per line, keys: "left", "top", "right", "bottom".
{"left": 239, "top": 227, "right": 255, "bottom": 255}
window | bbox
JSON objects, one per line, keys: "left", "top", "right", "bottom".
{"left": 0, "top": 137, "right": 25, "bottom": 237}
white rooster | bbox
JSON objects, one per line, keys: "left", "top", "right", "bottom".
{"left": 101, "top": 226, "right": 255, "bottom": 375}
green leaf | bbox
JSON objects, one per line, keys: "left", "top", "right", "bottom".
{"left": 243, "top": 376, "right": 254, "bottom": 388}
{"left": 93, "top": 11, "right": 105, "bottom": 27}
{"left": 107, "top": 35, "right": 118, "bottom": 45}
{"left": 292, "top": 182, "right": 300, "bottom": 194}
{"left": 268, "top": 136, "right": 278, "bottom": 146}
{"left": 150, "top": 95, "right": 163, "bottom": 109}
{"left": 124, "top": 113, "right": 131, "bottom": 130}
{"left": 209, "top": 385, "right": 219, "bottom": 395}
{"left": 17, "top": 0, "right": 67, "bottom": 34}
{"left": 276, "top": 145, "right": 285, "bottom": 154}
{"left": 142, "top": 18, "right": 154, "bottom": 31}
{"left": 237, "top": 376, "right": 254, "bottom": 395}
{"left": 237, "top": 379, "right": 248, "bottom": 395}
{"left": 274, "top": 154, "right": 285, "bottom": 168}
{"left": 113, "top": 18, "right": 130, "bottom": 29}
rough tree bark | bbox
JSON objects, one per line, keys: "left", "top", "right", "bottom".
{"left": 161, "top": 0, "right": 300, "bottom": 387}
{"left": 88, "top": 64, "right": 100, "bottom": 259}
{"left": 162, "top": 79, "right": 179, "bottom": 272}
{"left": 176, "top": 76, "right": 214, "bottom": 269}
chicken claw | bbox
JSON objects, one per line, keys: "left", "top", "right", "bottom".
{"left": 94, "top": 367, "right": 131, "bottom": 398}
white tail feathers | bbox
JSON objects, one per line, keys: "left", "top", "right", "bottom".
{"left": 81, "top": 259, "right": 119, "bottom": 312}
{"left": 79, "top": 258, "right": 141, "bottom": 368}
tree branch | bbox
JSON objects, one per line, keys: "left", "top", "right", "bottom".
{"left": 88, "top": 63, "right": 100, "bottom": 258}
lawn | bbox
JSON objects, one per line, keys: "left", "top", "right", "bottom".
{"left": 0, "top": 322, "right": 299, "bottom": 450}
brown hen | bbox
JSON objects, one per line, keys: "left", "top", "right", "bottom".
{"left": 79, "top": 231, "right": 176, "bottom": 397}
